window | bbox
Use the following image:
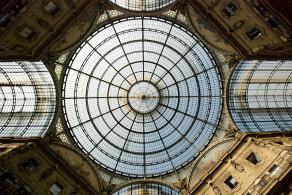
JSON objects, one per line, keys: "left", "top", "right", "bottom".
{"left": 45, "top": 1, "right": 59, "bottom": 16}
{"left": 18, "top": 27, "right": 35, "bottom": 40}
{"left": 255, "top": 4, "right": 267, "bottom": 15}
{"left": 268, "top": 164, "right": 280, "bottom": 176}
{"left": 246, "top": 152, "right": 261, "bottom": 165}
{"left": 259, "top": 177, "right": 267, "bottom": 187}
{"left": 268, "top": 17, "right": 280, "bottom": 28}
{"left": 0, "top": 15, "right": 11, "bottom": 27}
{"left": 49, "top": 182, "right": 63, "bottom": 195}
{"left": 246, "top": 27, "right": 262, "bottom": 40}
{"left": 22, "top": 158, "right": 39, "bottom": 172}
{"left": 224, "top": 175, "right": 238, "bottom": 189}
{"left": 222, "top": 2, "right": 238, "bottom": 17}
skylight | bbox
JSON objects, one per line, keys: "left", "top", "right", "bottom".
{"left": 62, "top": 17, "right": 222, "bottom": 177}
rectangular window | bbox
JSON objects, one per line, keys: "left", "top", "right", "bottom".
{"left": 246, "top": 27, "right": 262, "bottom": 40}
{"left": 49, "top": 182, "right": 63, "bottom": 195}
{"left": 268, "top": 17, "right": 280, "bottom": 28}
{"left": 224, "top": 175, "right": 238, "bottom": 189}
{"left": 18, "top": 27, "right": 35, "bottom": 40}
{"left": 0, "top": 15, "right": 11, "bottom": 27}
{"left": 246, "top": 152, "right": 261, "bottom": 165}
{"left": 268, "top": 164, "right": 280, "bottom": 176}
{"left": 223, "top": 3, "right": 238, "bottom": 17}
{"left": 22, "top": 158, "right": 39, "bottom": 172}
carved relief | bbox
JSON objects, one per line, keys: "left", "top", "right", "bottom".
{"left": 224, "top": 122, "right": 238, "bottom": 138}
{"left": 36, "top": 18, "right": 53, "bottom": 32}
{"left": 230, "top": 160, "right": 245, "bottom": 173}
{"left": 39, "top": 165, "right": 57, "bottom": 180}
{"left": 210, "top": 182, "right": 222, "bottom": 195}
{"left": 250, "top": 139, "right": 269, "bottom": 148}
{"left": 41, "top": 0, "right": 61, "bottom": 17}
{"left": 187, "top": 3, "right": 235, "bottom": 53}
{"left": 224, "top": 53, "right": 241, "bottom": 69}
{"left": 48, "top": 2, "right": 98, "bottom": 53}
{"left": 14, "top": 24, "right": 39, "bottom": 42}
{"left": 233, "top": 20, "right": 244, "bottom": 31}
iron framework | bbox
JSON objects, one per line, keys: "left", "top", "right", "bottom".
{"left": 228, "top": 60, "right": 292, "bottom": 132}
{"left": 62, "top": 17, "right": 223, "bottom": 177}
{"left": 112, "top": 182, "right": 179, "bottom": 195}
{"left": 0, "top": 61, "right": 56, "bottom": 137}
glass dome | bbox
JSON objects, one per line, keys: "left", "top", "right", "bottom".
{"left": 109, "top": 0, "right": 176, "bottom": 11}
{"left": 62, "top": 17, "right": 222, "bottom": 177}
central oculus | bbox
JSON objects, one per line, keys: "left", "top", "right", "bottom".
{"left": 128, "top": 81, "right": 160, "bottom": 114}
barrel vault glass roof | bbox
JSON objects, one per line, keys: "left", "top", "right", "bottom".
{"left": 229, "top": 60, "right": 292, "bottom": 132}
{"left": 62, "top": 17, "right": 223, "bottom": 177}
{"left": 113, "top": 182, "right": 179, "bottom": 195}
{"left": 0, "top": 61, "right": 56, "bottom": 137}
{"left": 109, "top": 0, "right": 176, "bottom": 11}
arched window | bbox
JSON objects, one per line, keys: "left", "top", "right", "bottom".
{"left": 222, "top": 2, "right": 238, "bottom": 17}
{"left": 228, "top": 60, "right": 292, "bottom": 132}
{"left": 0, "top": 61, "right": 56, "bottom": 137}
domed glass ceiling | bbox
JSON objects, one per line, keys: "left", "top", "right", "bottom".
{"left": 109, "top": 0, "right": 176, "bottom": 11}
{"left": 62, "top": 17, "right": 222, "bottom": 177}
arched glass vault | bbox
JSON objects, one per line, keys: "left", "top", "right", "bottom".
{"left": 228, "top": 60, "right": 292, "bottom": 132}
{"left": 109, "top": 0, "right": 176, "bottom": 11}
{"left": 62, "top": 17, "right": 223, "bottom": 177}
{"left": 0, "top": 61, "right": 56, "bottom": 137}
{"left": 112, "top": 182, "right": 179, "bottom": 195}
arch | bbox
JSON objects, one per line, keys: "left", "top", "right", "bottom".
{"left": 49, "top": 143, "right": 102, "bottom": 193}
{"left": 112, "top": 181, "right": 179, "bottom": 195}
{"left": 0, "top": 61, "right": 56, "bottom": 137}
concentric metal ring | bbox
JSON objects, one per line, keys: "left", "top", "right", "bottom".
{"left": 128, "top": 81, "right": 160, "bottom": 114}
{"left": 62, "top": 17, "right": 222, "bottom": 177}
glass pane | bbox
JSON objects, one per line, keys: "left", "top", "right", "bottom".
{"left": 0, "top": 61, "right": 56, "bottom": 137}
{"left": 63, "top": 17, "right": 222, "bottom": 177}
